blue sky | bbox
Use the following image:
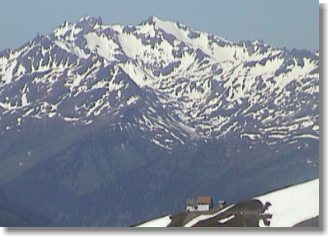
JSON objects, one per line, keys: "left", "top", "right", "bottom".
{"left": 0, "top": 0, "right": 319, "bottom": 51}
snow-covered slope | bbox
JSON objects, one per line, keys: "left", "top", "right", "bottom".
{"left": 135, "top": 179, "right": 319, "bottom": 227}
{"left": 0, "top": 16, "right": 319, "bottom": 151}
{"left": 136, "top": 215, "right": 172, "bottom": 227}
{"left": 255, "top": 179, "right": 319, "bottom": 227}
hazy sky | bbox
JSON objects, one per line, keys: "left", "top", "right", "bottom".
{"left": 0, "top": 0, "right": 319, "bottom": 51}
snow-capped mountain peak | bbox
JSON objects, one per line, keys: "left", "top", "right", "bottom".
{"left": 78, "top": 15, "right": 103, "bottom": 25}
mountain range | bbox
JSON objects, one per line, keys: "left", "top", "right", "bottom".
{"left": 0, "top": 16, "right": 319, "bottom": 226}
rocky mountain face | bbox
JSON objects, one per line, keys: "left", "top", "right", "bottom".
{"left": 0, "top": 16, "right": 319, "bottom": 226}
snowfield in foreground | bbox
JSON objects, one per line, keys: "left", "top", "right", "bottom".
{"left": 136, "top": 215, "right": 172, "bottom": 227}
{"left": 255, "top": 179, "right": 319, "bottom": 227}
{"left": 136, "top": 179, "right": 319, "bottom": 227}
